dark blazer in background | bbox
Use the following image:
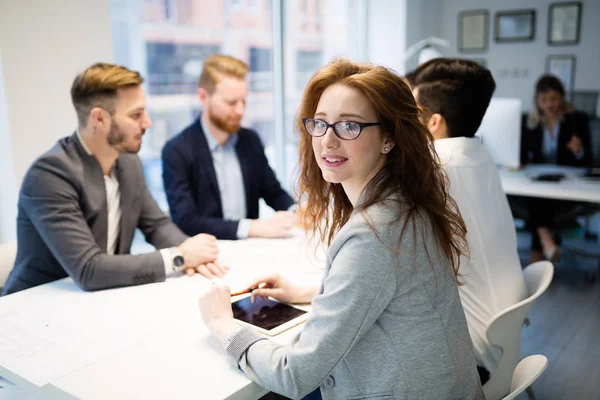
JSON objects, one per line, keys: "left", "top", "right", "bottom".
{"left": 520, "top": 111, "right": 593, "bottom": 167}
{"left": 162, "top": 118, "right": 294, "bottom": 240}
{"left": 2, "top": 134, "right": 188, "bottom": 295}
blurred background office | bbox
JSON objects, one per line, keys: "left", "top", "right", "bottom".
{"left": 1, "top": 1, "right": 600, "bottom": 398}
{"left": 2, "top": 0, "right": 599, "bottom": 240}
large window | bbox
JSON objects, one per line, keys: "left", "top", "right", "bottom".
{"left": 281, "top": 0, "right": 357, "bottom": 185}
{"left": 110, "top": 0, "right": 360, "bottom": 212}
{"left": 146, "top": 42, "right": 219, "bottom": 95}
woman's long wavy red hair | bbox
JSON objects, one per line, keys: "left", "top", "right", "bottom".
{"left": 296, "top": 58, "right": 467, "bottom": 283}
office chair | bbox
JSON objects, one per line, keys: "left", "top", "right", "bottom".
{"left": 590, "top": 118, "right": 600, "bottom": 166}
{"left": 570, "top": 91, "right": 598, "bottom": 118}
{"left": 501, "top": 355, "right": 548, "bottom": 400}
{"left": 483, "top": 261, "right": 554, "bottom": 400}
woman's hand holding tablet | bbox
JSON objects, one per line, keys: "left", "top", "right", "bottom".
{"left": 231, "top": 294, "right": 309, "bottom": 336}
{"left": 199, "top": 275, "right": 318, "bottom": 340}
{"left": 247, "top": 273, "right": 319, "bottom": 304}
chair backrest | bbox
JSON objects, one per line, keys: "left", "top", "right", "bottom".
{"left": 483, "top": 261, "right": 554, "bottom": 400}
{"left": 570, "top": 91, "right": 599, "bottom": 118}
{"left": 590, "top": 118, "right": 600, "bottom": 166}
{"left": 502, "top": 355, "right": 548, "bottom": 400}
{"left": 0, "top": 241, "right": 17, "bottom": 289}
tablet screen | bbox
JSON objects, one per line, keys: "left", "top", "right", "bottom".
{"left": 231, "top": 296, "right": 307, "bottom": 331}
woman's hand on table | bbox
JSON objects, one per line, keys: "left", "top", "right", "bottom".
{"left": 198, "top": 280, "right": 238, "bottom": 342}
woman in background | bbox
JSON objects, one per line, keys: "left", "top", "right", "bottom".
{"left": 197, "top": 58, "right": 483, "bottom": 400}
{"left": 517, "top": 74, "right": 593, "bottom": 262}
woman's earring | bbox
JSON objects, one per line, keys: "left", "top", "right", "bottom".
{"left": 383, "top": 147, "right": 389, "bottom": 153}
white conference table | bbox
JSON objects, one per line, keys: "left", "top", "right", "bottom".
{"left": 498, "top": 164, "right": 600, "bottom": 203}
{"left": 0, "top": 233, "right": 325, "bottom": 400}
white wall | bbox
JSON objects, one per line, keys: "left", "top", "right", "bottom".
{"left": 0, "top": 0, "right": 114, "bottom": 241}
{"left": 405, "top": 0, "right": 443, "bottom": 72}
{"left": 368, "top": 0, "right": 407, "bottom": 74}
{"left": 0, "top": 49, "right": 17, "bottom": 243}
{"left": 404, "top": 0, "right": 600, "bottom": 233}
{"left": 410, "top": 0, "right": 600, "bottom": 114}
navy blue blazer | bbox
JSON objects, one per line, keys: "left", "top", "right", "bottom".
{"left": 161, "top": 118, "right": 294, "bottom": 240}
{"left": 520, "top": 111, "right": 593, "bottom": 167}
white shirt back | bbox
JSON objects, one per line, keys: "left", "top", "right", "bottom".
{"left": 77, "top": 132, "right": 122, "bottom": 255}
{"left": 435, "top": 137, "right": 528, "bottom": 373}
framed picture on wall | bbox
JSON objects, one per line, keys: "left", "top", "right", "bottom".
{"left": 458, "top": 10, "right": 489, "bottom": 52}
{"left": 548, "top": 2, "right": 582, "bottom": 45}
{"left": 494, "top": 9, "right": 536, "bottom": 42}
{"left": 546, "top": 54, "right": 576, "bottom": 93}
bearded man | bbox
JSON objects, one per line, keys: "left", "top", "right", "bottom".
{"left": 162, "top": 54, "right": 296, "bottom": 240}
{"left": 2, "top": 63, "right": 227, "bottom": 295}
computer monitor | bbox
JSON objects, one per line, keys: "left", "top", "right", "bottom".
{"left": 475, "top": 98, "right": 522, "bottom": 169}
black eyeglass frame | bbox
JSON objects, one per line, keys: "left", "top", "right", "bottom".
{"left": 302, "top": 118, "right": 382, "bottom": 141}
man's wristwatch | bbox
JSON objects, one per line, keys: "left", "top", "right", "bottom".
{"left": 170, "top": 248, "right": 185, "bottom": 271}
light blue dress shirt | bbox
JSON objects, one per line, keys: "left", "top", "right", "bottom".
{"left": 542, "top": 120, "right": 584, "bottom": 163}
{"left": 201, "top": 119, "right": 252, "bottom": 239}
{"left": 542, "top": 121, "right": 560, "bottom": 163}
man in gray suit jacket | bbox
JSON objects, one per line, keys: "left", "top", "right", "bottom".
{"left": 2, "top": 63, "right": 227, "bottom": 295}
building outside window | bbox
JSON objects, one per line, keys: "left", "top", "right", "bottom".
{"left": 282, "top": 0, "right": 354, "bottom": 185}
{"left": 110, "top": 0, "right": 358, "bottom": 211}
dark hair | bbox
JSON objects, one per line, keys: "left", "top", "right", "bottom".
{"left": 296, "top": 58, "right": 467, "bottom": 284}
{"left": 535, "top": 74, "right": 565, "bottom": 97}
{"left": 411, "top": 58, "right": 496, "bottom": 138}
{"left": 403, "top": 70, "right": 416, "bottom": 88}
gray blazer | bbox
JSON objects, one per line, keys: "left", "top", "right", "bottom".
{"left": 2, "top": 133, "right": 188, "bottom": 295}
{"left": 226, "top": 197, "right": 484, "bottom": 400}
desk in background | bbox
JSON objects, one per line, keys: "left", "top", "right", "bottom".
{"left": 498, "top": 164, "right": 600, "bottom": 203}
{"left": 0, "top": 235, "right": 325, "bottom": 400}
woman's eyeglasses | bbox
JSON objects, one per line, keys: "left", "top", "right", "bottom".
{"left": 302, "top": 118, "right": 381, "bottom": 141}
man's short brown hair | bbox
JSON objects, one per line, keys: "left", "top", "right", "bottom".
{"left": 71, "top": 62, "right": 144, "bottom": 126}
{"left": 197, "top": 54, "right": 248, "bottom": 93}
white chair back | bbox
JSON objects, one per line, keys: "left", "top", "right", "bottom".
{"left": 0, "top": 241, "right": 17, "bottom": 289}
{"left": 502, "top": 355, "right": 548, "bottom": 400}
{"left": 483, "top": 261, "right": 554, "bottom": 400}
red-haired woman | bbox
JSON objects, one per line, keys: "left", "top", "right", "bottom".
{"left": 199, "top": 58, "right": 484, "bottom": 400}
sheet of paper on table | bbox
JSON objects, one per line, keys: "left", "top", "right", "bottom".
{"left": 0, "top": 277, "right": 209, "bottom": 386}
{"left": 0, "top": 235, "right": 326, "bottom": 387}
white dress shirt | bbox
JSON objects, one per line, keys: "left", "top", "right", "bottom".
{"left": 434, "top": 137, "right": 528, "bottom": 373}
{"left": 77, "top": 132, "right": 176, "bottom": 275}
{"left": 104, "top": 172, "right": 121, "bottom": 255}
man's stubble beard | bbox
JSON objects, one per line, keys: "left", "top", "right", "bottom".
{"left": 107, "top": 120, "right": 144, "bottom": 153}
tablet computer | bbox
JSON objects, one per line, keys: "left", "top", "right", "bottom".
{"left": 231, "top": 295, "right": 309, "bottom": 336}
